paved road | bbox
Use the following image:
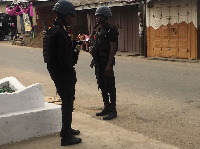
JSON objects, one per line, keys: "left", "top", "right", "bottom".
{"left": 0, "top": 41, "right": 200, "bottom": 148}
{"left": 1, "top": 42, "right": 200, "bottom": 104}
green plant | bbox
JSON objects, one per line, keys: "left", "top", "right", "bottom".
{"left": 0, "top": 85, "right": 15, "bottom": 93}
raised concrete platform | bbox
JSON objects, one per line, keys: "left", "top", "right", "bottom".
{"left": 0, "top": 77, "right": 61, "bottom": 145}
{"left": 0, "top": 103, "right": 61, "bottom": 145}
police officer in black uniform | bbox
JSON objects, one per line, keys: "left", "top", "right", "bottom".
{"left": 92, "top": 6, "right": 118, "bottom": 120}
{"left": 43, "top": 0, "right": 81, "bottom": 146}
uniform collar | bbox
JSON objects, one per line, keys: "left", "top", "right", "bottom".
{"left": 101, "top": 23, "right": 110, "bottom": 28}
{"left": 54, "top": 21, "right": 64, "bottom": 28}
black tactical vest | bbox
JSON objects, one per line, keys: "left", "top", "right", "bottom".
{"left": 95, "top": 26, "right": 111, "bottom": 53}
{"left": 43, "top": 24, "right": 72, "bottom": 64}
{"left": 43, "top": 25, "right": 57, "bottom": 63}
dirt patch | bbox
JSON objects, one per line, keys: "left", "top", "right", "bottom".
{"left": 26, "top": 31, "right": 44, "bottom": 48}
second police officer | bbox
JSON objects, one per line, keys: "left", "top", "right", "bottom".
{"left": 91, "top": 6, "right": 119, "bottom": 120}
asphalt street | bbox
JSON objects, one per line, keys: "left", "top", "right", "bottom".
{"left": 1, "top": 42, "right": 200, "bottom": 104}
{"left": 0, "top": 41, "right": 200, "bottom": 148}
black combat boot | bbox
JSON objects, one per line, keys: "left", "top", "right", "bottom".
{"left": 96, "top": 107, "right": 111, "bottom": 116}
{"left": 97, "top": 90, "right": 110, "bottom": 116}
{"left": 103, "top": 110, "right": 117, "bottom": 120}
{"left": 60, "top": 128, "right": 80, "bottom": 137}
{"left": 103, "top": 104, "right": 117, "bottom": 120}
{"left": 61, "top": 135, "right": 82, "bottom": 146}
{"left": 96, "top": 103, "right": 111, "bottom": 116}
{"left": 71, "top": 128, "right": 80, "bottom": 135}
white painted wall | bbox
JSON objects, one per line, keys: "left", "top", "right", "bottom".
{"left": 0, "top": 77, "right": 45, "bottom": 115}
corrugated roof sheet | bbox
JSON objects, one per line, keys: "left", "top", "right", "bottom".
{"left": 70, "top": 0, "right": 137, "bottom": 6}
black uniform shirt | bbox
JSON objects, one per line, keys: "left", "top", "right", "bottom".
{"left": 96, "top": 23, "right": 118, "bottom": 52}
{"left": 49, "top": 21, "right": 73, "bottom": 71}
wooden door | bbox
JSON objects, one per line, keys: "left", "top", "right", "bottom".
{"left": 161, "top": 6, "right": 170, "bottom": 57}
{"left": 169, "top": 6, "right": 179, "bottom": 58}
{"left": 178, "top": 5, "right": 190, "bottom": 58}
{"left": 152, "top": 7, "right": 162, "bottom": 57}
{"left": 149, "top": 2, "right": 190, "bottom": 58}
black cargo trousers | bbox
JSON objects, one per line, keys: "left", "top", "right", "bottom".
{"left": 96, "top": 55, "right": 116, "bottom": 110}
{"left": 47, "top": 63, "right": 76, "bottom": 138}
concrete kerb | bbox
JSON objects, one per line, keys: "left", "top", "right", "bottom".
{"left": 146, "top": 57, "right": 200, "bottom": 63}
{"left": 116, "top": 51, "right": 200, "bottom": 63}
